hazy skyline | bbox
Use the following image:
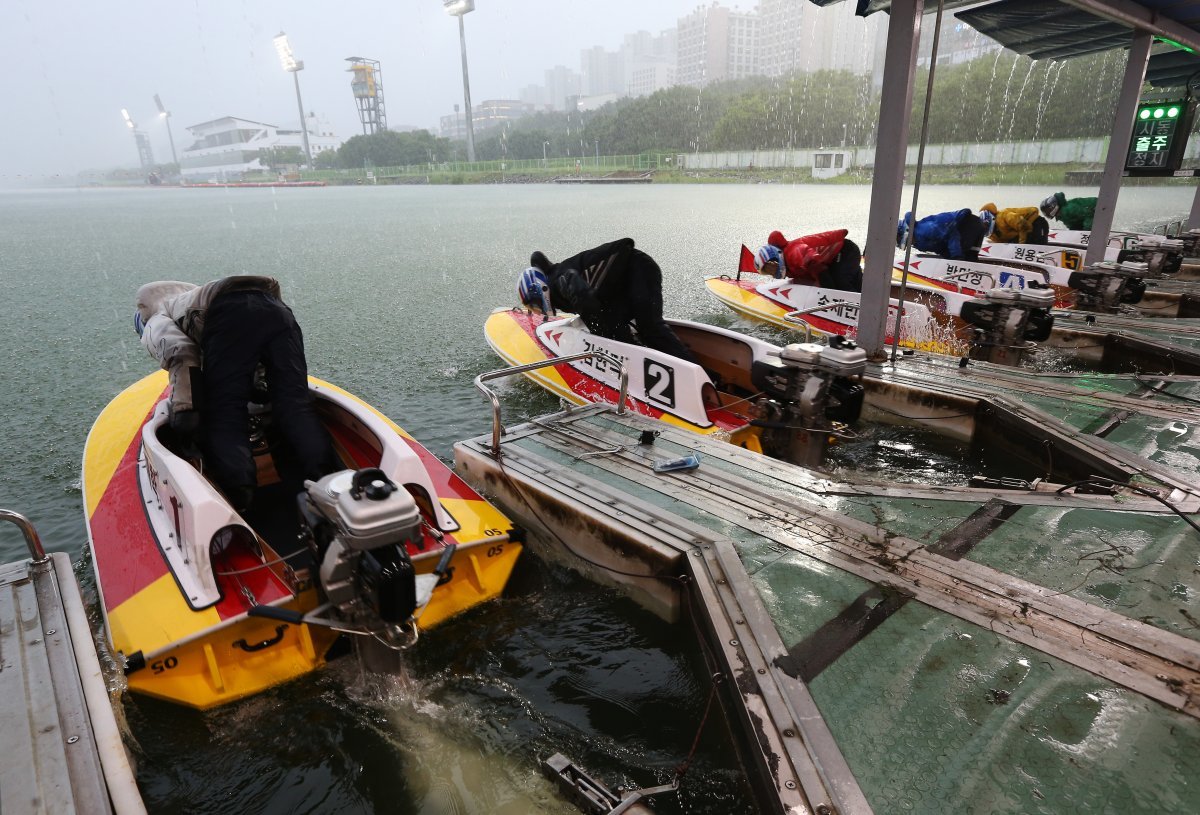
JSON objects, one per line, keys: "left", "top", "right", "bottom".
{"left": 1, "top": 0, "right": 714, "bottom": 179}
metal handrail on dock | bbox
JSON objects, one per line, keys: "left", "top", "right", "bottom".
{"left": 0, "top": 508, "right": 48, "bottom": 563}
{"left": 475, "top": 352, "right": 628, "bottom": 457}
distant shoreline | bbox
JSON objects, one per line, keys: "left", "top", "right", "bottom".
{"left": 24, "top": 164, "right": 1198, "bottom": 191}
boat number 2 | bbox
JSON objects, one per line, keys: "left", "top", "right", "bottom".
{"left": 644, "top": 360, "right": 676, "bottom": 408}
{"left": 151, "top": 656, "right": 179, "bottom": 674}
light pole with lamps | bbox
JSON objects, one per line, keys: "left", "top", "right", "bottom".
{"left": 154, "top": 94, "right": 179, "bottom": 171}
{"left": 121, "top": 108, "right": 156, "bottom": 173}
{"left": 543, "top": 140, "right": 549, "bottom": 165}
{"left": 443, "top": 0, "right": 476, "bottom": 163}
{"left": 273, "top": 32, "right": 313, "bottom": 168}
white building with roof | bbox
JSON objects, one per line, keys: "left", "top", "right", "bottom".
{"left": 178, "top": 115, "right": 340, "bottom": 181}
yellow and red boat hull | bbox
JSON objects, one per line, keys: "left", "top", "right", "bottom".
{"left": 83, "top": 371, "right": 519, "bottom": 708}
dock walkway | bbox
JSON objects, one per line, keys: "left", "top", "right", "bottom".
{"left": 0, "top": 511, "right": 143, "bottom": 814}
{"left": 454, "top": 383, "right": 1200, "bottom": 814}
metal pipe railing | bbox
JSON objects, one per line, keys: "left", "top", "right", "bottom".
{"left": 783, "top": 300, "right": 857, "bottom": 343}
{"left": 474, "top": 352, "right": 628, "bottom": 457}
{"left": 0, "top": 509, "right": 48, "bottom": 563}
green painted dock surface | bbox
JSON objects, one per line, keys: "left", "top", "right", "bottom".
{"left": 455, "top": 356, "right": 1200, "bottom": 814}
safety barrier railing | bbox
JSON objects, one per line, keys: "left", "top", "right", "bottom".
{"left": 474, "top": 352, "right": 628, "bottom": 457}
{"left": 0, "top": 509, "right": 48, "bottom": 564}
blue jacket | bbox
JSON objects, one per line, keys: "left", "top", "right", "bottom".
{"left": 912, "top": 209, "right": 971, "bottom": 259}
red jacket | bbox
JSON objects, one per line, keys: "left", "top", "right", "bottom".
{"left": 768, "top": 229, "right": 848, "bottom": 284}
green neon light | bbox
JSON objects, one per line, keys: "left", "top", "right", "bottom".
{"left": 1154, "top": 107, "right": 1166, "bottom": 118}
{"left": 1157, "top": 37, "right": 1197, "bottom": 55}
{"left": 1169, "top": 106, "right": 1181, "bottom": 118}
{"left": 1140, "top": 109, "right": 1151, "bottom": 119}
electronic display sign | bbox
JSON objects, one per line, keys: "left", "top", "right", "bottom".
{"left": 1126, "top": 99, "right": 1195, "bottom": 174}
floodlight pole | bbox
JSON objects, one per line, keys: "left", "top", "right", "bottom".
{"left": 156, "top": 96, "right": 180, "bottom": 169}
{"left": 291, "top": 70, "right": 313, "bottom": 168}
{"left": 275, "top": 32, "right": 313, "bottom": 168}
{"left": 456, "top": 14, "right": 476, "bottom": 162}
{"left": 444, "top": 2, "right": 477, "bottom": 163}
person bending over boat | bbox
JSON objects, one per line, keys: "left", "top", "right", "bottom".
{"left": 520, "top": 237, "right": 698, "bottom": 364}
{"left": 1041, "top": 192, "right": 1097, "bottom": 231}
{"left": 979, "top": 202, "right": 1049, "bottom": 244}
{"left": 133, "top": 276, "right": 335, "bottom": 513}
{"left": 766, "top": 229, "right": 863, "bottom": 292}
{"left": 896, "top": 208, "right": 990, "bottom": 261}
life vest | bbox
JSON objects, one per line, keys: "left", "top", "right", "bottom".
{"left": 780, "top": 229, "right": 848, "bottom": 284}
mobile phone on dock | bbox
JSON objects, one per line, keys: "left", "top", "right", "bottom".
{"left": 652, "top": 453, "right": 700, "bottom": 473}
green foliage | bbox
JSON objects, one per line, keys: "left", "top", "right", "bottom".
{"left": 710, "top": 71, "right": 876, "bottom": 149}
{"left": 337, "top": 50, "right": 1140, "bottom": 171}
{"left": 257, "top": 146, "right": 305, "bottom": 170}
{"left": 336, "top": 129, "right": 452, "bottom": 168}
{"left": 912, "top": 50, "right": 1127, "bottom": 144}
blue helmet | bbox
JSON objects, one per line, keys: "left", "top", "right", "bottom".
{"left": 977, "top": 208, "right": 996, "bottom": 237}
{"left": 755, "top": 245, "right": 783, "bottom": 277}
{"left": 517, "top": 267, "right": 554, "bottom": 315}
{"left": 896, "top": 213, "right": 913, "bottom": 249}
{"left": 133, "top": 310, "right": 146, "bottom": 337}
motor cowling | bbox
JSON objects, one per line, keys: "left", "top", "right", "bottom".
{"left": 1117, "top": 236, "right": 1184, "bottom": 277}
{"left": 303, "top": 468, "right": 421, "bottom": 628}
{"left": 959, "top": 286, "right": 1057, "bottom": 359}
{"left": 1068, "top": 260, "right": 1149, "bottom": 311}
{"left": 749, "top": 337, "right": 866, "bottom": 467}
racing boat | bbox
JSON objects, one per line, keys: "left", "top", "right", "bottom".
{"left": 487, "top": 306, "right": 877, "bottom": 466}
{"left": 707, "top": 251, "right": 1055, "bottom": 367}
{"left": 83, "top": 371, "right": 521, "bottom": 709}
{"left": 894, "top": 250, "right": 1200, "bottom": 317}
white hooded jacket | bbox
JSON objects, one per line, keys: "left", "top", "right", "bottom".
{"left": 135, "top": 276, "right": 282, "bottom": 412}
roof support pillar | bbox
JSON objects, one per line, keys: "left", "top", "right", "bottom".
{"left": 859, "top": 0, "right": 924, "bottom": 359}
{"left": 1188, "top": 184, "right": 1200, "bottom": 231}
{"left": 1086, "top": 29, "right": 1152, "bottom": 266}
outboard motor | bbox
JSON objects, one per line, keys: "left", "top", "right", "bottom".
{"left": 749, "top": 335, "right": 867, "bottom": 467}
{"left": 301, "top": 467, "right": 421, "bottom": 642}
{"left": 958, "top": 285, "right": 1057, "bottom": 366}
{"left": 1068, "top": 260, "right": 1150, "bottom": 311}
{"left": 1116, "top": 235, "right": 1185, "bottom": 276}
{"left": 1177, "top": 229, "right": 1200, "bottom": 259}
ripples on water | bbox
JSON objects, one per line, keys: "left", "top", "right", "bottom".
{"left": 0, "top": 184, "right": 1191, "bottom": 813}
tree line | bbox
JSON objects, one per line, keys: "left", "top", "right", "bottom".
{"left": 321, "top": 49, "right": 1148, "bottom": 169}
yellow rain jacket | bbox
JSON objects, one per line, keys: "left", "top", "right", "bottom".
{"left": 980, "top": 203, "right": 1042, "bottom": 244}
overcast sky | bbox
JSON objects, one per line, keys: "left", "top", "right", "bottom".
{"left": 0, "top": 0, "right": 715, "bottom": 180}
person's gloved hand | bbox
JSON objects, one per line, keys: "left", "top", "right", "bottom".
{"left": 169, "top": 408, "right": 202, "bottom": 460}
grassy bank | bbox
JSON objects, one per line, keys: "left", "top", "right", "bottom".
{"left": 312, "top": 162, "right": 1197, "bottom": 187}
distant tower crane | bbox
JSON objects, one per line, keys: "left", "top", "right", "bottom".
{"left": 345, "top": 57, "right": 387, "bottom": 135}
{"left": 121, "top": 108, "right": 156, "bottom": 173}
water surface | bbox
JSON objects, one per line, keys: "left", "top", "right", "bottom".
{"left": 0, "top": 182, "right": 1191, "bottom": 813}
